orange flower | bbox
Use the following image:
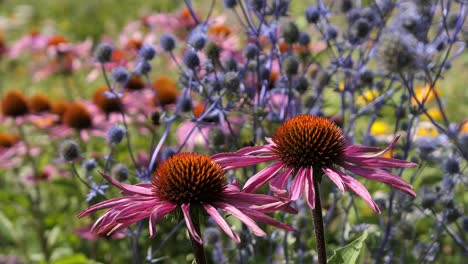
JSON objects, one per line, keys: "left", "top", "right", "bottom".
{"left": 29, "top": 93, "right": 52, "bottom": 113}
{"left": 152, "top": 76, "right": 179, "bottom": 106}
{"left": 47, "top": 35, "right": 68, "bottom": 47}
{"left": 208, "top": 24, "right": 232, "bottom": 38}
{"left": 1, "top": 90, "right": 29, "bottom": 117}
{"left": 62, "top": 102, "right": 93, "bottom": 129}
{"left": 92, "top": 86, "right": 121, "bottom": 114}
{"left": 0, "top": 131, "right": 19, "bottom": 148}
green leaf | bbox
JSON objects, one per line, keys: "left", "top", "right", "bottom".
{"left": 328, "top": 230, "right": 368, "bottom": 264}
{"left": 0, "top": 211, "right": 17, "bottom": 244}
{"left": 51, "top": 253, "right": 89, "bottom": 264}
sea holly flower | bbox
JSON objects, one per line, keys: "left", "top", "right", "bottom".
{"left": 78, "top": 153, "right": 295, "bottom": 244}
{"left": 213, "top": 114, "right": 417, "bottom": 213}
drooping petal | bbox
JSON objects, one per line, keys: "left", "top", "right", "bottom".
{"left": 341, "top": 163, "right": 416, "bottom": 197}
{"left": 289, "top": 168, "right": 307, "bottom": 201}
{"left": 340, "top": 173, "right": 381, "bottom": 213}
{"left": 243, "top": 162, "right": 285, "bottom": 193}
{"left": 242, "top": 208, "right": 295, "bottom": 232}
{"left": 304, "top": 167, "right": 315, "bottom": 209}
{"left": 215, "top": 202, "right": 266, "bottom": 237}
{"left": 345, "top": 136, "right": 401, "bottom": 158}
{"left": 269, "top": 167, "right": 294, "bottom": 196}
{"left": 100, "top": 172, "right": 153, "bottom": 196}
{"left": 149, "top": 202, "right": 177, "bottom": 237}
{"left": 181, "top": 204, "right": 202, "bottom": 244}
{"left": 77, "top": 196, "right": 155, "bottom": 218}
{"left": 344, "top": 155, "right": 417, "bottom": 168}
{"left": 212, "top": 154, "right": 277, "bottom": 170}
{"left": 203, "top": 204, "right": 240, "bottom": 243}
{"left": 322, "top": 167, "right": 345, "bottom": 192}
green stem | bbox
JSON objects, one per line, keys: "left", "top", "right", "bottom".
{"left": 189, "top": 212, "right": 206, "bottom": 264}
{"left": 312, "top": 179, "right": 327, "bottom": 264}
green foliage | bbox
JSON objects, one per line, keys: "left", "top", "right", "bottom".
{"left": 328, "top": 230, "right": 368, "bottom": 264}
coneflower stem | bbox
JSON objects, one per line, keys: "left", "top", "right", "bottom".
{"left": 189, "top": 213, "right": 207, "bottom": 264}
{"left": 312, "top": 179, "right": 327, "bottom": 264}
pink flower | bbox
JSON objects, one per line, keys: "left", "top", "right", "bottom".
{"left": 78, "top": 153, "right": 295, "bottom": 244}
{"left": 8, "top": 31, "right": 48, "bottom": 59}
{"left": 212, "top": 115, "right": 417, "bottom": 213}
{"left": 48, "top": 101, "right": 113, "bottom": 141}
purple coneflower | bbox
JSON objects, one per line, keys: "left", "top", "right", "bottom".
{"left": 78, "top": 153, "right": 295, "bottom": 245}
{"left": 213, "top": 114, "right": 417, "bottom": 213}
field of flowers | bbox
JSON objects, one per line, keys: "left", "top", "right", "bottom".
{"left": 0, "top": 0, "right": 467, "bottom": 263}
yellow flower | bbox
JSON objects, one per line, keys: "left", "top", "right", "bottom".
{"left": 370, "top": 121, "right": 391, "bottom": 135}
{"left": 416, "top": 122, "right": 438, "bottom": 138}
{"left": 412, "top": 84, "right": 440, "bottom": 105}
{"left": 422, "top": 107, "right": 443, "bottom": 121}
{"left": 357, "top": 90, "right": 379, "bottom": 105}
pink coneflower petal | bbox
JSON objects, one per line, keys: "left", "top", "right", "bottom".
{"left": 213, "top": 154, "right": 277, "bottom": 170}
{"left": 290, "top": 168, "right": 307, "bottom": 200}
{"left": 269, "top": 167, "right": 294, "bottom": 196}
{"left": 203, "top": 204, "right": 240, "bottom": 243}
{"left": 344, "top": 156, "right": 417, "bottom": 168}
{"left": 217, "top": 115, "right": 416, "bottom": 213}
{"left": 340, "top": 163, "right": 416, "bottom": 197}
{"left": 344, "top": 145, "right": 382, "bottom": 155}
{"left": 100, "top": 172, "right": 153, "bottom": 196}
{"left": 346, "top": 136, "right": 400, "bottom": 158}
{"left": 149, "top": 203, "right": 177, "bottom": 237}
{"left": 79, "top": 153, "right": 295, "bottom": 244}
{"left": 304, "top": 168, "right": 315, "bottom": 208}
{"left": 340, "top": 173, "right": 381, "bottom": 213}
{"left": 234, "top": 144, "right": 275, "bottom": 155}
{"left": 322, "top": 167, "right": 345, "bottom": 192}
{"left": 243, "top": 162, "right": 284, "bottom": 192}
{"left": 216, "top": 202, "right": 266, "bottom": 237}
{"left": 181, "top": 203, "right": 202, "bottom": 244}
{"left": 243, "top": 208, "right": 295, "bottom": 232}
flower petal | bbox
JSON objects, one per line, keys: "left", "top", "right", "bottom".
{"left": 149, "top": 202, "right": 177, "bottom": 238}
{"left": 212, "top": 154, "right": 277, "bottom": 170}
{"left": 203, "top": 204, "right": 240, "bottom": 243}
{"left": 322, "top": 167, "right": 345, "bottom": 192}
{"left": 269, "top": 167, "right": 294, "bottom": 197}
{"left": 346, "top": 136, "right": 401, "bottom": 158}
{"left": 344, "top": 155, "right": 417, "bottom": 168}
{"left": 215, "top": 202, "right": 266, "bottom": 237}
{"left": 304, "top": 167, "right": 315, "bottom": 209}
{"left": 340, "top": 173, "right": 381, "bottom": 213}
{"left": 181, "top": 204, "right": 202, "bottom": 244}
{"left": 243, "top": 162, "right": 285, "bottom": 193}
{"left": 341, "top": 163, "right": 416, "bottom": 197}
{"left": 100, "top": 172, "right": 153, "bottom": 196}
{"left": 289, "top": 168, "right": 307, "bottom": 201}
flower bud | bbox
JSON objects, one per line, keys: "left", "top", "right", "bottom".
{"left": 111, "top": 67, "right": 129, "bottom": 84}
{"left": 283, "top": 22, "right": 300, "bottom": 44}
{"left": 138, "top": 44, "right": 156, "bottom": 60}
{"left": 223, "top": 0, "right": 237, "bottom": 8}
{"left": 111, "top": 163, "right": 129, "bottom": 182}
{"left": 298, "top": 32, "right": 311, "bottom": 46}
{"left": 205, "top": 42, "right": 221, "bottom": 61}
{"left": 282, "top": 55, "right": 299, "bottom": 76}
{"left": 244, "top": 43, "right": 258, "bottom": 60}
{"left": 160, "top": 34, "right": 176, "bottom": 52}
{"left": 94, "top": 42, "right": 113, "bottom": 63}
{"left": 305, "top": 6, "right": 320, "bottom": 24}
{"left": 59, "top": 139, "right": 80, "bottom": 162}
{"left": 183, "top": 50, "right": 200, "bottom": 69}
{"left": 107, "top": 124, "right": 126, "bottom": 145}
